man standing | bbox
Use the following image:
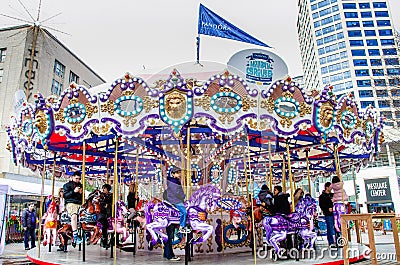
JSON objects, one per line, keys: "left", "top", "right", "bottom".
{"left": 99, "top": 184, "right": 112, "bottom": 248}
{"left": 22, "top": 203, "right": 37, "bottom": 250}
{"left": 63, "top": 171, "right": 83, "bottom": 245}
{"left": 319, "top": 182, "right": 336, "bottom": 248}
{"left": 163, "top": 224, "right": 180, "bottom": 261}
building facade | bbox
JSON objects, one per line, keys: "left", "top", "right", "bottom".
{"left": 0, "top": 24, "right": 105, "bottom": 178}
{"left": 297, "top": 0, "right": 400, "bottom": 127}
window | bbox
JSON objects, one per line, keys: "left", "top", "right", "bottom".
{"left": 385, "top": 58, "right": 399, "bottom": 66}
{"left": 311, "top": 3, "right": 318, "bottom": 10}
{"left": 316, "top": 29, "right": 323, "bottom": 36}
{"left": 396, "top": 111, "right": 400, "bottom": 119}
{"left": 362, "top": 21, "right": 374, "bottom": 27}
{"left": 320, "top": 7, "right": 332, "bottom": 17}
{"left": 357, "top": 80, "right": 372, "bottom": 87}
{"left": 344, "top": 12, "right": 358, "bottom": 18}
{"left": 370, "top": 59, "right": 382, "bottom": 66}
{"left": 390, "top": 80, "right": 400, "bottom": 87}
{"left": 54, "top": 60, "right": 65, "bottom": 78}
{"left": 379, "top": 29, "right": 393, "bottom": 36}
{"left": 366, "top": 39, "right": 378, "bottom": 46}
{"left": 383, "top": 48, "right": 397, "bottom": 55}
{"left": 335, "top": 23, "right": 342, "bottom": 30}
{"left": 355, "top": 69, "right": 369, "bottom": 76}
{"left": 323, "top": 25, "right": 335, "bottom": 34}
{"left": 348, "top": 30, "right": 362, "bottom": 37}
{"left": 351, "top": 49, "right": 366, "bottom": 56}
{"left": 359, "top": 3, "right": 370, "bottom": 9}
{"left": 51, "top": 79, "right": 63, "bottom": 96}
{"left": 346, "top": 21, "right": 360, "bottom": 27}
{"left": 393, "top": 101, "right": 400, "bottom": 108}
{"left": 377, "top": 20, "right": 391, "bottom": 26}
{"left": 321, "top": 16, "right": 334, "bottom": 26}
{"left": 345, "top": 81, "right": 353, "bottom": 89}
{"left": 0, "top": 48, "right": 6, "bottom": 63}
{"left": 377, "top": 90, "right": 388, "bottom": 97}
{"left": 373, "top": 2, "right": 387, "bottom": 8}
{"left": 353, "top": 59, "right": 368, "bottom": 66}
{"left": 378, "top": 100, "right": 390, "bottom": 108}
{"left": 343, "top": 3, "right": 356, "bottom": 9}
{"left": 340, "top": 51, "right": 348, "bottom": 58}
{"left": 364, "top": 30, "right": 376, "bottom": 36}
{"left": 350, "top": 40, "right": 364, "bottom": 46}
{"left": 373, "top": 69, "right": 384, "bottom": 76}
{"left": 313, "top": 12, "right": 319, "bottom": 19}
{"left": 368, "top": 49, "right": 380, "bottom": 56}
{"left": 361, "top": 12, "right": 372, "bottom": 18}
{"left": 0, "top": 69, "right": 3, "bottom": 83}
{"left": 381, "top": 39, "right": 395, "bottom": 46}
{"left": 387, "top": 68, "right": 400, "bottom": 76}
{"left": 69, "top": 71, "right": 79, "bottom": 84}
{"left": 380, "top": 111, "right": 392, "bottom": 119}
{"left": 359, "top": 90, "right": 374, "bottom": 97}
{"left": 374, "top": 80, "right": 387, "bottom": 87}
{"left": 361, "top": 101, "right": 375, "bottom": 108}
{"left": 374, "top": 11, "right": 389, "bottom": 17}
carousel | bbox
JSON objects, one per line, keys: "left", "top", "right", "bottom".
{"left": 6, "top": 50, "right": 384, "bottom": 264}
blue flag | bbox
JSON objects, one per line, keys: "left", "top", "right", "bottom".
{"left": 198, "top": 4, "right": 270, "bottom": 47}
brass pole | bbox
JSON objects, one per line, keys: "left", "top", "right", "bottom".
{"left": 134, "top": 148, "right": 139, "bottom": 199}
{"left": 282, "top": 155, "right": 286, "bottom": 193}
{"left": 51, "top": 153, "right": 56, "bottom": 201}
{"left": 37, "top": 151, "right": 46, "bottom": 258}
{"left": 268, "top": 140, "right": 273, "bottom": 190}
{"left": 286, "top": 141, "right": 295, "bottom": 213}
{"left": 306, "top": 150, "right": 312, "bottom": 194}
{"left": 113, "top": 138, "right": 119, "bottom": 265}
{"left": 246, "top": 137, "right": 257, "bottom": 265}
{"left": 82, "top": 140, "right": 86, "bottom": 204}
{"left": 106, "top": 159, "right": 110, "bottom": 184}
{"left": 179, "top": 133, "right": 186, "bottom": 188}
{"left": 334, "top": 145, "right": 345, "bottom": 206}
{"left": 186, "top": 127, "right": 191, "bottom": 197}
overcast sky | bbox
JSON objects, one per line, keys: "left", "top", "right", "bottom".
{"left": 1, "top": 0, "right": 400, "bottom": 82}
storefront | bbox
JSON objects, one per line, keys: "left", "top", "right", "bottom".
{"left": 364, "top": 177, "right": 394, "bottom": 213}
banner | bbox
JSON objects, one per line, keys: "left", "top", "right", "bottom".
{"left": 198, "top": 4, "right": 270, "bottom": 47}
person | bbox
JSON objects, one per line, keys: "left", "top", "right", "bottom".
{"left": 319, "top": 182, "right": 336, "bottom": 248}
{"left": 293, "top": 188, "right": 305, "bottom": 209}
{"left": 127, "top": 183, "right": 139, "bottom": 220}
{"left": 165, "top": 167, "right": 191, "bottom": 233}
{"left": 99, "top": 183, "right": 112, "bottom": 248}
{"left": 272, "top": 185, "right": 291, "bottom": 215}
{"left": 63, "top": 171, "right": 83, "bottom": 245}
{"left": 331, "top": 176, "right": 349, "bottom": 203}
{"left": 163, "top": 224, "right": 180, "bottom": 261}
{"left": 258, "top": 184, "right": 274, "bottom": 214}
{"left": 57, "top": 188, "right": 65, "bottom": 214}
{"left": 22, "top": 203, "right": 37, "bottom": 250}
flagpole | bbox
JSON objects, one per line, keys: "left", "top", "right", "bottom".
{"left": 196, "top": 35, "right": 200, "bottom": 64}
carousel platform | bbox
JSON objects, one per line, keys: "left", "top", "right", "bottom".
{"left": 25, "top": 241, "right": 370, "bottom": 265}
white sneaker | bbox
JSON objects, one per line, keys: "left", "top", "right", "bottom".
{"left": 169, "top": 256, "right": 181, "bottom": 261}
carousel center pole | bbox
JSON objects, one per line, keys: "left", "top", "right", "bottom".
{"left": 37, "top": 149, "right": 47, "bottom": 259}
{"left": 285, "top": 140, "right": 295, "bottom": 213}
{"left": 306, "top": 150, "right": 312, "bottom": 194}
{"left": 113, "top": 138, "right": 119, "bottom": 265}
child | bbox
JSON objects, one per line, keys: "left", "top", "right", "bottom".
{"left": 258, "top": 184, "right": 274, "bottom": 215}
{"left": 331, "top": 176, "right": 349, "bottom": 203}
{"left": 165, "top": 167, "right": 191, "bottom": 233}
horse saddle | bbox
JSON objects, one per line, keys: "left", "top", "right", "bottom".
{"left": 162, "top": 200, "right": 179, "bottom": 211}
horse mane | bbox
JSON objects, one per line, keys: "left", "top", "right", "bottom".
{"left": 189, "top": 184, "right": 219, "bottom": 205}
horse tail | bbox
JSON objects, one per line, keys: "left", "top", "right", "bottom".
{"left": 144, "top": 201, "right": 154, "bottom": 224}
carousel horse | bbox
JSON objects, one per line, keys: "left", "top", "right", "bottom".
{"left": 262, "top": 194, "right": 317, "bottom": 255}
{"left": 144, "top": 184, "right": 221, "bottom": 247}
{"left": 333, "top": 203, "right": 346, "bottom": 233}
{"left": 57, "top": 210, "right": 73, "bottom": 252}
{"left": 78, "top": 189, "right": 104, "bottom": 245}
{"left": 107, "top": 200, "right": 130, "bottom": 243}
{"left": 42, "top": 200, "right": 58, "bottom": 246}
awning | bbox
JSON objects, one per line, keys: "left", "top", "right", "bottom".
{"left": 0, "top": 178, "right": 63, "bottom": 196}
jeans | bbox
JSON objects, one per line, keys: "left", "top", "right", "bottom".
{"left": 324, "top": 215, "right": 335, "bottom": 245}
{"left": 163, "top": 224, "right": 177, "bottom": 259}
{"left": 24, "top": 227, "right": 36, "bottom": 249}
{"left": 174, "top": 203, "right": 187, "bottom": 228}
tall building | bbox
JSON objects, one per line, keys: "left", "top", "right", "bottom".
{"left": 0, "top": 24, "right": 105, "bottom": 178}
{"left": 297, "top": 0, "right": 400, "bottom": 127}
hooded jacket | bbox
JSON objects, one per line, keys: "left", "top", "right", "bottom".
{"left": 272, "top": 192, "right": 291, "bottom": 215}
{"left": 165, "top": 175, "right": 185, "bottom": 204}
{"left": 331, "top": 182, "right": 349, "bottom": 202}
{"left": 63, "top": 180, "right": 83, "bottom": 204}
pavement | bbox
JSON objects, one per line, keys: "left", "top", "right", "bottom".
{"left": 2, "top": 230, "right": 399, "bottom": 265}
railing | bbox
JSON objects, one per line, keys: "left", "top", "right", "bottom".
{"left": 340, "top": 213, "right": 400, "bottom": 265}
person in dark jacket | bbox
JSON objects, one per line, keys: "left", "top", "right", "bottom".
{"left": 99, "top": 184, "right": 112, "bottom": 248}
{"left": 22, "top": 203, "right": 37, "bottom": 250}
{"left": 63, "top": 171, "right": 83, "bottom": 244}
{"left": 165, "top": 167, "right": 191, "bottom": 233}
{"left": 319, "top": 182, "right": 335, "bottom": 247}
{"left": 258, "top": 184, "right": 274, "bottom": 214}
{"left": 272, "top": 185, "right": 291, "bottom": 215}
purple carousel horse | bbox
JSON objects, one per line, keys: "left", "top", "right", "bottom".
{"left": 107, "top": 200, "right": 130, "bottom": 243}
{"left": 144, "top": 184, "right": 221, "bottom": 246}
{"left": 263, "top": 194, "right": 317, "bottom": 254}
{"left": 333, "top": 203, "right": 346, "bottom": 233}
